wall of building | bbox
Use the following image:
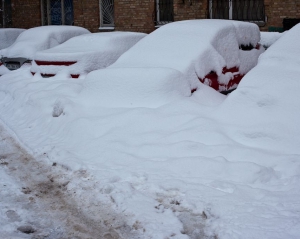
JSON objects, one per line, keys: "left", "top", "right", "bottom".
{"left": 11, "top": 0, "right": 41, "bottom": 29}
{"left": 73, "top": 0, "right": 100, "bottom": 32}
{"left": 9, "top": 0, "right": 100, "bottom": 32}
{"left": 264, "top": 0, "right": 300, "bottom": 31}
{"left": 113, "top": 0, "right": 208, "bottom": 33}
{"left": 7, "top": 1, "right": 300, "bottom": 33}
{"left": 174, "top": 0, "right": 207, "bottom": 21}
{"left": 114, "top": 0, "right": 155, "bottom": 33}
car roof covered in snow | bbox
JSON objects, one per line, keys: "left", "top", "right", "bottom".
{"left": 34, "top": 31, "right": 147, "bottom": 61}
{"left": 0, "top": 28, "right": 25, "bottom": 50}
{"left": 0, "top": 26, "right": 90, "bottom": 59}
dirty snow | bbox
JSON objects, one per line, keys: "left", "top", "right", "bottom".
{"left": 31, "top": 31, "right": 146, "bottom": 77}
{"left": 0, "top": 22, "right": 300, "bottom": 239}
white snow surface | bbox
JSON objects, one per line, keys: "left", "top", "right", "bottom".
{"left": 260, "top": 31, "right": 284, "bottom": 48}
{"left": 110, "top": 20, "right": 262, "bottom": 89}
{"left": 0, "top": 23, "right": 300, "bottom": 239}
{"left": 30, "top": 31, "right": 146, "bottom": 76}
{"left": 0, "top": 64, "right": 10, "bottom": 75}
{"left": 0, "top": 28, "right": 25, "bottom": 50}
{"left": 0, "top": 26, "right": 90, "bottom": 59}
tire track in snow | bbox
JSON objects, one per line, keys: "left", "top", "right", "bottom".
{"left": 0, "top": 123, "right": 136, "bottom": 239}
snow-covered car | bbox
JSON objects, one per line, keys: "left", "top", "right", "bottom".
{"left": 260, "top": 31, "right": 284, "bottom": 49}
{"left": 0, "top": 28, "right": 25, "bottom": 73}
{"left": 30, "top": 32, "right": 147, "bottom": 78}
{"left": 107, "top": 19, "right": 264, "bottom": 93}
{"left": 0, "top": 26, "right": 90, "bottom": 74}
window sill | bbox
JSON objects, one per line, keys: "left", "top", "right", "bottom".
{"left": 99, "top": 27, "right": 115, "bottom": 31}
{"left": 249, "top": 21, "right": 266, "bottom": 27}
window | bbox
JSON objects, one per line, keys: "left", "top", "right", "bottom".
{"left": 209, "top": 0, "right": 265, "bottom": 23}
{"left": 41, "top": 0, "right": 74, "bottom": 25}
{"left": 100, "top": 0, "right": 114, "bottom": 28}
{"left": 0, "top": 0, "right": 12, "bottom": 28}
{"left": 154, "top": 0, "right": 174, "bottom": 26}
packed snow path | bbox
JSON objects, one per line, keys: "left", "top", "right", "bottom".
{"left": 0, "top": 124, "right": 126, "bottom": 239}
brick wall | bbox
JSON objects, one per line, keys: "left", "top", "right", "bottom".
{"left": 11, "top": 0, "right": 41, "bottom": 29}
{"left": 9, "top": 0, "right": 100, "bottom": 32}
{"left": 174, "top": 0, "right": 207, "bottom": 21}
{"left": 7, "top": 1, "right": 300, "bottom": 33}
{"left": 73, "top": 0, "right": 100, "bottom": 32}
{"left": 113, "top": 0, "right": 208, "bottom": 33}
{"left": 114, "top": 0, "right": 155, "bottom": 33}
{"left": 264, "top": 0, "right": 300, "bottom": 31}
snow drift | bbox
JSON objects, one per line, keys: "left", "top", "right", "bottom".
{"left": 0, "top": 22, "right": 300, "bottom": 239}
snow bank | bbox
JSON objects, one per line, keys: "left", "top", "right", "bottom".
{"left": 0, "top": 21, "right": 300, "bottom": 239}
{"left": 0, "top": 28, "right": 25, "bottom": 50}
{"left": 31, "top": 32, "right": 146, "bottom": 76}
{"left": 111, "top": 20, "right": 262, "bottom": 89}
{"left": 218, "top": 22, "right": 300, "bottom": 153}
{"left": 80, "top": 67, "right": 191, "bottom": 108}
{"left": 0, "top": 26, "right": 90, "bottom": 59}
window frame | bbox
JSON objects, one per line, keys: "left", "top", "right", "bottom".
{"left": 41, "top": 0, "right": 74, "bottom": 26}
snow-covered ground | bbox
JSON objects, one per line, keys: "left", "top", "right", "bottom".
{"left": 0, "top": 22, "right": 300, "bottom": 239}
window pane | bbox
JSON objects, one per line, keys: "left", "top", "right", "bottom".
{"left": 209, "top": 0, "right": 265, "bottom": 21}
{"left": 50, "top": 0, "right": 62, "bottom": 25}
{"left": 41, "top": 0, "right": 73, "bottom": 25}
{"left": 154, "top": 0, "right": 173, "bottom": 25}
{"left": 210, "top": 0, "right": 230, "bottom": 19}
{"left": 0, "top": 0, "right": 12, "bottom": 28}
{"left": 64, "top": 0, "right": 74, "bottom": 25}
{"left": 232, "top": 0, "right": 265, "bottom": 21}
{"left": 101, "top": 0, "right": 114, "bottom": 26}
{"left": 159, "top": 0, "right": 173, "bottom": 22}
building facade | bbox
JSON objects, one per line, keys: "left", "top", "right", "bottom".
{"left": 1, "top": 0, "right": 299, "bottom": 32}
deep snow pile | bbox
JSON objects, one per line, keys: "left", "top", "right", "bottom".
{"left": 0, "top": 23, "right": 300, "bottom": 239}
{"left": 0, "top": 26, "right": 90, "bottom": 59}
{"left": 0, "top": 28, "right": 25, "bottom": 50}
{"left": 30, "top": 31, "right": 146, "bottom": 76}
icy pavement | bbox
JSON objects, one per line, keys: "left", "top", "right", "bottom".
{"left": 0, "top": 124, "right": 132, "bottom": 239}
